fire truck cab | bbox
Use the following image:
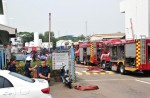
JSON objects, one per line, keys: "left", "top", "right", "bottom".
{"left": 100, "top": 39, "right": 122, "bottom": 69}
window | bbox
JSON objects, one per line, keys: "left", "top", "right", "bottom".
{"left": 0, "top": 0, "right": 4, "bottom": 15}
{"left": 0, "top": 76, "right": 13, "bottom": 88}
{"left": 0, "top": 76, "right": 4, "bottom": 88}
{"left": 4, "top": 78, "right": 13, "bottom": 88}
{"left": 9, "top": 72, "right": 35, "bottom": 83}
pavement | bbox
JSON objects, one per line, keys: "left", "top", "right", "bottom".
{"left": 50, "top": 64, "right": 150, "bottom": 98}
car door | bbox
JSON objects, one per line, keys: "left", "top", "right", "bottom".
{"left": 0, "top": 76, "right": 15, "bottom": 98}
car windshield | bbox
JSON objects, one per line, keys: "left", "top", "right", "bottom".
{"left": 9, "top": 72, "right": 35, "bottom": 83}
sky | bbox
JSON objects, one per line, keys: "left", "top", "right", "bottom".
{"left": 6, "top": 0, "right": 125, "bottom": 37}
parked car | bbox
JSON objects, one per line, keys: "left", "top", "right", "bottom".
{"left": 0, "top": 70, "right": 52, "bottom": 98}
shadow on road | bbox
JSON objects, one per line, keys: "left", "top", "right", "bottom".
{"left": 112, "top": 71, "right": 150, "bottom": 78}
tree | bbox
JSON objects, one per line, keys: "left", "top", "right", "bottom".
{"left": 39, "top": 33, "right": 44, "bottom": 42}
{"left": 39, "top": 31, "right": 57, "bottom": 48}
{"left": 18, "top": 32, "right": 34, "bottom": 42}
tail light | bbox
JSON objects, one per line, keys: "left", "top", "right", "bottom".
{"left": 41, "top": 87, "right": 50, "bottom": 94}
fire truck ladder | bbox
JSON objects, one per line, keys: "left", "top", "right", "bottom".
{"left": 140, "top": 35, "right": 146, "bottom": 64}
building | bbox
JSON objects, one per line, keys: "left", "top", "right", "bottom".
{"left": 120, "top": 0, "right": 150, "bottom": 39}
{"left": 41, "top": 42, "right": 53, "bottom": 49}
{"left": 90, "top": 33, "right": 125, "bottom": 41}
{"left": 56, "top": 40, "right": 73, "bottom": 50}
{"left": 0, "top": 0, "right": 16, "bottom": 46}
{"left": 0, "top": 0, "right": 17, "bottom": 68}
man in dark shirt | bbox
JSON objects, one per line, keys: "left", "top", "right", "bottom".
{"left": 7, "top": 59, "right": 16, "bottom": 72}
{"left": 37, "top": 60, "right": 51, "bottom": 81}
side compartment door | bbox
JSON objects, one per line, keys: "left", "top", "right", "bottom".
{"left": 79, "top": 48, "right": 83, "bottom": 61}
{"left": 147, "top": 43, "right": 150, "bottom": 64}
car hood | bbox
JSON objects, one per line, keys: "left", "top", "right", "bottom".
{"left": 33, "top": 78, "right": 49, "bottom": 88}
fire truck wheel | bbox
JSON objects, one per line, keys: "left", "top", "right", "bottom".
{"left": 101, "top": 61, "right": 106, "bottom": 70}
{"left": 120, "top": 65, "right": 126, "bottom": 75}
{"left": 76, "top": 57, "right": 80, "bottom": 64}
{"left": 143, "top": 71, "right": 150, "bottom": 75}
{"left": 83, "top": 60, "right": 87, "bottom": 65}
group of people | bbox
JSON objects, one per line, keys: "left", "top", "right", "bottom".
{"left": 7, "top": 56, "right": 51, "bottom": 82}
{"left": 22, "top": 49, "right": 52, "bottom": 62}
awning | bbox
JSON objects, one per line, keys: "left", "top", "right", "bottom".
{"left": 0, "top": 24, "right": 17, "bottom": 37}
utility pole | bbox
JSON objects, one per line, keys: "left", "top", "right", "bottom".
{"left": 49, "top": 13, "right": 51, "bottom": 51}
{"left": 85, "top": 21, "right": 87, "bottom": 37}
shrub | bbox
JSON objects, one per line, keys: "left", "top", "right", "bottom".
{"left": 15, "top": 59, "right": 53, "bottom": 75}
{"left": 7, "top": 59, "right": 61, "bottom": 80}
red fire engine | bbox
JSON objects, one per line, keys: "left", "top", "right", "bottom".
{"left": 75, "top": 41, "right": 103, "bottom": 65}
{"left": 105, "top": 37, "right": 150, "bottom": 74}
{"left": 100, "top": 39, "right": 122, "bottom": 69}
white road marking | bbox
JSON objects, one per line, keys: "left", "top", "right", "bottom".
{"left": 82, "top": 71, "right": 86, "bottom": 73}
{"left": 105, "top": 71, "right": 112, "bottom": 72}
{"left": 136, "top": 79, "right": 150, "bottom": 85}
{"left": 75, "top": 71, "right": 83, "bottom": 75}
{"left": 82, "top": 71, "right": 91, "bottom": 75}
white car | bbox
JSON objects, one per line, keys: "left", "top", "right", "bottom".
{"left": 0, "top": 70, "right": 52, "bottom": 98}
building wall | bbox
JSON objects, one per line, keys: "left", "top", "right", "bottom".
{"left": 0, "top": 0, "right": 8, "bottom": 25}
{"left": 56, "top": 40, "right": 73, "bottom": 47}
{"left": 121, "top": 0, "right": 149, "bottom": 39}
{"left": 34, "top": 32, "right": 39, "bottom": 46}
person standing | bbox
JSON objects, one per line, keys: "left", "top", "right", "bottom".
{"left": 32, "top": 51, "right": 37, "bottom": 62}
{"left": 40, "top": 53, "right": 47, "bottom": 61}
{"left": 24, "top": 57, "right": 36, "bottom": 78}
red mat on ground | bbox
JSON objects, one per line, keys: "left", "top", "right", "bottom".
{"left": 74, "top": 85, "right": 99, "bottom": 91}
{"left": 86, "top": 66, "right": 105, "bottom": 73}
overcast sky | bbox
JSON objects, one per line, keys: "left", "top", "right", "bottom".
{"left": 7, "top": 0, "right": 124, "bottom": 37}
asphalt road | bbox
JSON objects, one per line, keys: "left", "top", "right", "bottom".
{"left": 50, "top": 64, "right": 150, "bottom": 98}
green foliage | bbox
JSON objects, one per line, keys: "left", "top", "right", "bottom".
{"left": 15, "top": 59, "right": 52, "bottom": 75}
{"left": 39, "top": 31, "right": 57, "bottom": 48}
{"left": 39, "top": 31, "right": 55, "bottom": 42}
{"left": 18, "top": 32, "right": 34, "bottom": 42}
{"left": 57, "top": 34, "right": 85, "bottom": 42}
{"left": 74, "top": 34, "right": 85, "bottom": 42}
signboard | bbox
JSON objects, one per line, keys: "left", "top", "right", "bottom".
{"left": 52, "top": 53, "right": 69, "bottom": 70}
